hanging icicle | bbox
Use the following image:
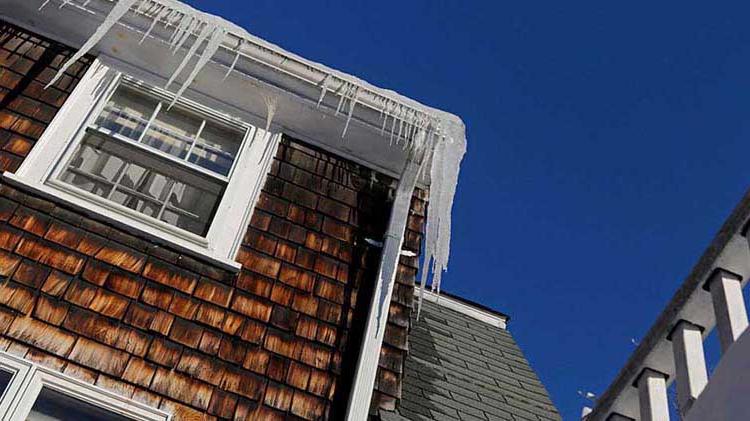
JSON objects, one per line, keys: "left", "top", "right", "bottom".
{"left": 416, "top": 119, "right": 466, "bottom": 319}
{"left": 222, "top": 39, "right": 243, "bottom": 82}
{"left": 316, "top": 74, "right": 331, "bottom": 108}
{"left": 139, "top": 5, "right": 170, "bottom": 44}
{"left": 46, "top": 0, "right": 140, "bottom": 89}
{"left": 169, "top": 23, "right": 226, "bottom": 107}
{"left": 171, "top": 16, "right": 199, "bottom": 54}
{"left": 263, "top": 94, "right": 279, "bottom": 133}
{"left": 335, "top": 82, "right": 350, "bottom": 115}
{"left": 341, "top": 86, "right": 359, "bottom": 138}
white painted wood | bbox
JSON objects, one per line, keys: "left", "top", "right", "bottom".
{"left": 414, "top": 287, "right": 507, "bottom": 329}
{"left": 0, "top": 351, "right": 169, "bottom": 421}
{"left": 637, "top": 369, "right": 670, "bottom": 421}
{"left": 708, "top": 270, "right": 749, "bottom": 353}
{"left": 0, "top": 352, "right": 33, "bottom": 420}
{"left": 684, "top": 328, "right": 750, "bottom": 421}
{"left": 345, "top": 133, "right": 426, "bottom": 421}
{"left": 671, "top": 321, "right": 708, "bottom": 415}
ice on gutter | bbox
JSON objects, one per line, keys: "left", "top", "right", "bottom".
{"left": 41, "top": 0, "right": 467, "bottom": 304}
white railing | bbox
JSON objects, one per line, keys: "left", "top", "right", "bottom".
{"left": 585, "top": 192, "right": 750, "bottom": 421}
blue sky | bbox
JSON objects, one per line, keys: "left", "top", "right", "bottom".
{"left": 185, "top": 1, "right": 750, "bottom": 418}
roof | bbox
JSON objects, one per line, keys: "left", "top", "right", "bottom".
{"left": 380, "top": 297, "right": 561, "bottom": 421}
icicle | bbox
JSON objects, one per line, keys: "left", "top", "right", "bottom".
{"left": 172, "top": 16, "right": 199, "bottom": 54}
{"left": 416, "top": 119, "right": 467, "bottom": 319}
{"left": 169, "top": 13, "right": 192, "bottom": 48}
{"left": 168, "top": 23, "right": 225, "bottom": 107}
{"left": 263, "top": 94, "right": 278, "bottom": 133}
{"left": 165, "top": 21, "right": 212, "bottom": 88}
{"left": 46, "top": 0, "right": 140, "bottom": 89}
{"left": 316, "top": 74, "right": 331, "bottom": 108}
{"left": 389, "top": 106, "right": 399, "bottom": 144}
{"left": 222, "top": 39, "right": 243, "bottom": 82}
{"left": 135, "top": 0, "right": 151, "bottom": 14}
{"left": 335, "top": 82, "right": 348, "bottom": 115}
{"left": 381, "top": 100, "right": 393, "bottom": 135}
{"left": 341, "top": 86, "right": 359, "bottom": 138}
{"left": 139, "top": 5, "right": 169, "bottom": 44}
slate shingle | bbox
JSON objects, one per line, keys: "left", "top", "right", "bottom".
{"left": 380, "top": 299, "right": 561, "bottom": 421}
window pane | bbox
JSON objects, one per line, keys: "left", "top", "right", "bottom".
{"left": 59, "top": 134, "right": 223, "bottom": 236}
{"left": 188, "top": 123, "right": 242, "bottom": 176}
{"left": 0, "top": 369, "right": 12, "bottom": 399}
{"left": 95, "top": 85, "right": 157, "bottom": 141}
{"left": 26, "top": 387, "right": 133, "bottom": 421}
{"left": 59, "top": 137, "right": 125, "bottom": 197}
{"left": 161, "top": 181, "right": 219, "bottom": 235}
{"left": 116, "top": 163, "right": 173, "bottom": 202}
{"left": 141, "top": 105, "right": 201, "bottom": 159}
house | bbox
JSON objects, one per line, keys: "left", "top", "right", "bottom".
{"left": 582, "top": 190, "right": 750, "bottom": 420}
{"left": 0, "top": 0, "right": 559, "bottom": 419}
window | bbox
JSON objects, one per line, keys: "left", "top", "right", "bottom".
{"left": 8, "top": 60, "right": 281, "bottom": 269}
{"left": 59, "top": 80, "right": 244, "bottom": 237}
{"left": 0, "top": 351, "right": 169, "bottom": 421}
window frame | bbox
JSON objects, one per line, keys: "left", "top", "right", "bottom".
{"left": 0, "top": 353, "right": 32, "bottom": 420}
{"left": 7, "top": 58, "right": 282, "bottom": 270}
{"left": 0, "top": 351, "right": 169, "bottom": 421}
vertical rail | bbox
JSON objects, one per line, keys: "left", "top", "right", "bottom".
{"left": 708, "top": 270, "right": 748, "bottom": 353}
{"left": 670, "top": 320, "right": 708, "bottom": 415}
{"left": 636, "top": 369, "right": 670, "bottom": 421}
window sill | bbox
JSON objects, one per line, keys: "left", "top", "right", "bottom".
{"left": 2, "top": 172, "right": 242, "bottom": 273}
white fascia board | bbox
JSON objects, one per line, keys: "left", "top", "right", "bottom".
{"left": 415, "top": 287, "right": 508, "bottom": 330}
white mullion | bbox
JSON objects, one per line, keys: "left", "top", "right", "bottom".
{"left": 156, "top": 181, "right": 176, "bottom": 220}
{"left": 105, "top": 162, "right": 132, "bottom": 200}
{"left": 184, "top": 119, "right": 206, "bottom": 163}
{"left": 138, "top": 100, "right": 162, "bottom": 143}
{"left": 225, "top": 125, "right": 251, "bottom": 178}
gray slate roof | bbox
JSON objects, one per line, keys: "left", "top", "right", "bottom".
{"left": 380, "top": 298, "right": 561, "bottom": 421}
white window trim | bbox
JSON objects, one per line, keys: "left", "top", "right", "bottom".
{"left": 5, "top": 58, "right": 281, "bottom": 271}
{"left": 0, "top": 351, "right": 169, "bottom": 421}
{"left": 0, "top": 353, "right": 32, "bottom": 420}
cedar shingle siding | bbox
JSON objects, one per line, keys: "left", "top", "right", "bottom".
{"left": 0, "top": 19, "right": 426, "bottom": 420}
{"left": 0, "top": 21, "right": 92, "bottom": 173}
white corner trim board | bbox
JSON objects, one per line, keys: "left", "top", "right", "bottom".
{"left": 415, "top": 287, "right": 508, "bottom": 330}
{"left": 346, "top": 133, "right": 427, "bottom": 421}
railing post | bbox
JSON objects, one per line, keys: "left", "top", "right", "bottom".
{"left": 669, "top": 320, "right": 708, "bottom": 415}
{"left": 707, "top": 270, "right": 748, "bottom": 353}
{"left": 636, "top": 368, "right": 670, "bottom": 421}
